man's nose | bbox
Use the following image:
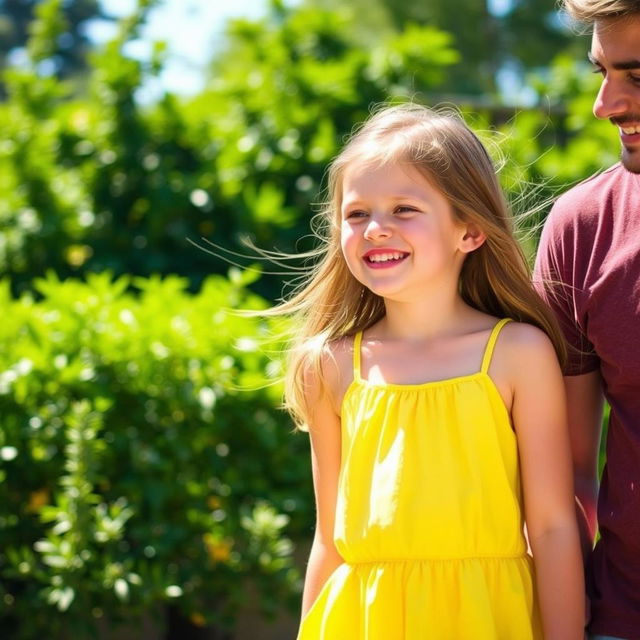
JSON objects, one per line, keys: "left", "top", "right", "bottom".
{"left": 593, "top": 76, "right": 631, "bottom": 120}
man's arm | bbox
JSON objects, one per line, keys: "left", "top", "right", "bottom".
{"left": 565, "top": 370, "right": 604, "bottom": 555}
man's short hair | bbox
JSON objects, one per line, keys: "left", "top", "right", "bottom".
{"left": 561, "top": 0, "right": 640, "bottom": 23}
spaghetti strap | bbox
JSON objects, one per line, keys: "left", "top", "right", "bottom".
{"left": 352, "top": 331, "right": 363, "bottom": 381}
{"left": 480, "top": 318, "right": 512, "bottom": 374}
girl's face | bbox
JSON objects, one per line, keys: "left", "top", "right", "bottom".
{"left": 339, "top": 161, "right": 468, "bottom": 302}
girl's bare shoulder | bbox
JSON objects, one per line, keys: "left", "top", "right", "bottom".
{"left": 493, "top": 321, "right": 560, "bottom": 375}
{"left": 500, "top": 321, "right": 556, "bottom": 350}
{"left": 300, "top": 334, "right": 356, "bottom": 413}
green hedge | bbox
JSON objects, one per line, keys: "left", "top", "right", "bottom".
{"left": 0, "top": 271, "right": 311, "bottom": 638}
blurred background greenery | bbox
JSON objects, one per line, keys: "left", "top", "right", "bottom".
{"left": 0, "top": 0, "right": 614, "bottom": 638}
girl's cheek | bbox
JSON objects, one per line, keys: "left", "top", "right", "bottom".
{"left": 340, "top": 229, "right": 361, "bottom": 275}
{"left": 340, "top": 224, "right": 355, "bottom": 250}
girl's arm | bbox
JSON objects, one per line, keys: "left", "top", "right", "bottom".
{"left": 299, "top": 347, "right": 344, "bottom": 620}
{"left": 506, "top": 324, "right": 585, "bottom": 640}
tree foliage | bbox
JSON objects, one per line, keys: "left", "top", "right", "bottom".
{"left": 0, "top": 0, "right": 110, "bottom": 80}
{"left": 0, "top": 0, "right": 460, "bottom": 300}
{"left": 305, "top": 0, "right": 577, "bottom": 97}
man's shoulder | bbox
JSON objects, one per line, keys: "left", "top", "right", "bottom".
{"left": 555, "top": 163, "right": 621, "bottom": 205}
{"left": 547, "top": 164, "right": 624, "bottom": 228}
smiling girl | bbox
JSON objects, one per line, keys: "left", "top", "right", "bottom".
{"left": 271, "top": 103, "right": 584, "bottom": 639}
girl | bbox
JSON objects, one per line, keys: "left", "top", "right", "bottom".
{"left": 275, "top": 104, "right": 584, "bottom": 639}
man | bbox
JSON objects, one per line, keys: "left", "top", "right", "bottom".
{"left": 534, "top": 2, "right": 640, "bottom": 639}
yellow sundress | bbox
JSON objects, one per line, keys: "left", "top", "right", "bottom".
{"left": 297, "top": 319, "right": 542, "bottom": 639}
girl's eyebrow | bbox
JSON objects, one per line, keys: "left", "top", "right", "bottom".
{"left": 341, "top": 196, "right": 364, "bottom": 206}
{"left": 343, "top": 192, "right": 427, "bottom": 204}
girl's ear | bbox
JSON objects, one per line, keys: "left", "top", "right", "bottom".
{"left": 459, "top": 223, "right": 486, "bottom": 254}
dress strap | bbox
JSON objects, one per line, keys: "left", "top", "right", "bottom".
{"left": 352, "top": 331, "right": 363, "bottom": 381}
{"left": 480, "top": 318, "right": 512, "bottom": 374}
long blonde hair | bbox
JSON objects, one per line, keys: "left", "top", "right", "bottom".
{"left": 268, "top": 103, "right": 566, "bottom": 429}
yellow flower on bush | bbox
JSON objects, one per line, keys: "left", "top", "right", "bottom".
{"left": 207, "top": 495, "right": 221, "bottom": 510}
{"left": 65, "top": 244, "right": 93, "bottom": 267}
{"left": 27, "top": 489, "right": 50, "bottom": 513}
{"left": 190, "top": 612, "right": 206, "bottom": 627}
{"left": 203, "top": 533, "right": 232, "bottom": 563}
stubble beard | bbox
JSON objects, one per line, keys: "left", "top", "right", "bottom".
{"left": 612, "top": 117, "right": 640, "bottom": 174}
{"left": 621, "top": 147, "right": 640, "bottom": 174}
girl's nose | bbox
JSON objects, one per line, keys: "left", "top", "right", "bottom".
{"left": 593, "top": 76, "right": 631, "bottom": 120}
{"left": 363, "top": 215, "right": 392, "bottom": 241}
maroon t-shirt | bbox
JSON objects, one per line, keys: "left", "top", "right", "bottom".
{"left": 535, "top": 164, "right": 640, "bottom": 639}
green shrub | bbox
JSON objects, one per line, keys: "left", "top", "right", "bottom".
{"left": 0, "top": 272, "right": 311, "bottom": 638}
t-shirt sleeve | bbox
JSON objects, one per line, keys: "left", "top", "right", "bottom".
{"left": 533, "top": 199, "right": 600, "bottom": 376}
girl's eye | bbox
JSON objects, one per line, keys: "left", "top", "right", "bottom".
{"left": 345, "top": 210, "right": 368, "bottom": 219}
{"left": 394, "top": 205, "right": 418, "bottom": 214}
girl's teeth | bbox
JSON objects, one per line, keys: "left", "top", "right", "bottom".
{"left": 621, "top": 126, "right": 640, "bottom": 134}
{"left": 368, "top": 252, "right": 404, "bottom": 262}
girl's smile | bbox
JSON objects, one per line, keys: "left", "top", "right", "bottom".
{"left": 362, "top": 248, "right": 410, "bottom": 268}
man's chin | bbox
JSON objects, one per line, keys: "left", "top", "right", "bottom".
{"left": 621, "top": 148, "right": 640, "bottom": 174}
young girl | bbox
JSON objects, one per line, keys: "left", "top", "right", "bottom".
{"left": 275, "top": 104, "right": 584, "bottom": 639}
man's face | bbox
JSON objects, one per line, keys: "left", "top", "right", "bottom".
{"left": 590, "top": 16, "right": 640, "bottom": 173}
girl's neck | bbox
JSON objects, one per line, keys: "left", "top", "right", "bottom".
{"left": 375, "top": 294, "right": 486, "bottom": 341}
